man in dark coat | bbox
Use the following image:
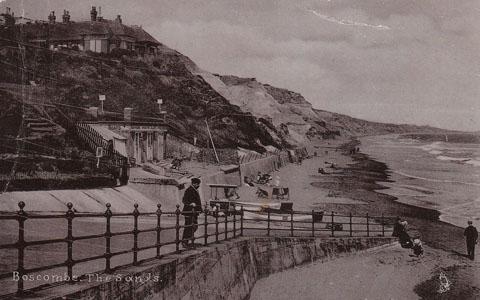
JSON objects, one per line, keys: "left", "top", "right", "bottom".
{"left": 464, "top": 221, "right": 478, "bottom": 260}
{"left": 181, "top": 178, "right": 202, "bottom": 248}
{"left": 392, "top": 217, "right": 403, "bottom": 237}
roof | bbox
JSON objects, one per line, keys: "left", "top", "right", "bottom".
{"left": 89, "top": 124, "right": 127, "bottom": 141}
{"left": 131, "top": 25, "right": 160, "bottom": 44}
{"left": 19, "top": 20, "right": 160, "bottom": 45}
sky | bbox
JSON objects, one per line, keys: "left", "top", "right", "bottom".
{"left": 2, "top": 0, "right": 479, "bottom": 131}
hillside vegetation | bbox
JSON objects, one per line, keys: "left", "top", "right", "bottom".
{"left": 0, "top": 41, "right": 284, "bottom": 154}
{"left": 0, "top": 37, "right": 452, "bottom": 160}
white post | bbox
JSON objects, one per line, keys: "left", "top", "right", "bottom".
{"left": 205, "top": 119, "right": 219, "bottom": 163}
{"left": 99, "top": 94, "right": 106, "bottom": 114}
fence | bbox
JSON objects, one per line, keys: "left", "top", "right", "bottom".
{"left": 197, "top": 148, "right": 239, "bottom": 165}
{"left": 0, "top": 202, "right": 395, "bottom": 296}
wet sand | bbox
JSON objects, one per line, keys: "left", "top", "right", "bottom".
{"left": 252, "top": 138, "right": 480, "bottom": 299}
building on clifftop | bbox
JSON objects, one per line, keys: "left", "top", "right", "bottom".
{"left": 14, "top": 6, "right": 160, "bottom": 55}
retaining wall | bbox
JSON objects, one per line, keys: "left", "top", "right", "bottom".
{"left": 239, "top": 155, "right": 278, "bottom": 181}
{"left": 22, "top": 236, "right": 396, "bottom": 300}
{"left": 129, "top": 181, "right": 182, "bottom": 212}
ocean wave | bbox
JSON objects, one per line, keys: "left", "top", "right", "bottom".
{"left": 418, "top": 142, "right": 443, "bottom": 152}
{"left": 393, "top": 170, "right": 480, "bottom": 187}
{"left": 418, "top": 141, "right": 480, "bottom": 154}
{"left": 429, "top": 150, "right": 442, "bottom": 155}
{"left": 436, "top": 155, "right": 471, "bottom": 162}
{"left": 465, "top": 159, "right": 480, "bottom": 167}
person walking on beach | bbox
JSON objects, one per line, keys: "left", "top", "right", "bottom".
{"left": 181, "top": 178, "right": 202, "bottom": 248}
{"left": 464, "top": 221, "right": 478, "bottom": 260}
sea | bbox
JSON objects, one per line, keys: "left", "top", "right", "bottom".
{"left": 360, "top": 134, "right": 480, "bottom": 228}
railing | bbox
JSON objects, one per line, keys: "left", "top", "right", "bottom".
{"left": 75, "top": 122, "right": 128, "bottom": 167}
{"left": 56, "top": 109, "right": 128, "bottom": 168}
{"left": 241, "top": 208, "right": 393, "bottom": 239}
{"left": 0, "top": 202, "right": 395, "bottom": 297}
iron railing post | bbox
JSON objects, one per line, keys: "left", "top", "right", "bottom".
{"left": 233, "top": 207, "right": 236, "bottom": 238}
{"left": 267, "top": 209, "right": 271, "bottom": 236}
{"left": 191, "top": 207, "right": 196, "bottom": 248}
{"left": 366, "top": 213, "right": 370, "bottom": 237}
{"left": 224, "top": 209, "right": 228, "bottom": 240}
{"left": 104, "top": 203, "right": 112, "bottom": 273}
{"left": 290, "top": 209, "right": 294, "bottom": 237}
{"left": 215, "top": 209, "right": 219, "bottom": 243}
{"left": 204, "top": 205, "right": 208, "bottom": 246}
{"left": 156, "top": 204, "right": 162, "bottom": 258}
{"left": 311, "top": 210, "right": 315, "bottom": 237}
{"left": 133, "top": 203, "right": 139, "bottom": 265}
{"left": 349, "top": 212, "right": 353, "bottom": 237}
{"left": 175, "top": 204, "right": 180, "bottom": 253}
{"left": 66, "top": 202, "right": 75, "bottom": 283}
{"left": 330, "top": 211, "right": 334, "bottom": 237}
{"left": 381, "top": 213, "right": 385, "bottom": 237}
{"left": 16, "top": 201, "right": 26, "bottom": 296}
{"left": 240, "top": 206, "right": 244, "bottom": 236}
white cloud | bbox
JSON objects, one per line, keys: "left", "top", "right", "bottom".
{"left": 308, "top": 9, "right": 391, "bottom": 30}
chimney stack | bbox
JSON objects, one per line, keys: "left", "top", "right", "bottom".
{"left": 124, "top": 108, "right": 133, "bottom": 122}
{"left": 88, "top": 107, "right": 99, "bottom": 119}
{"left": 90, "top": 6, "right": 97, "bottom": 22}
{"left": 48, "top": 11, "right": 56, "bottom": 24}
{"left": 62, "top": 10, "right": 70, "bottom": 23}
{"left": 115, "top": 15, "right": 122, "bottom": 24}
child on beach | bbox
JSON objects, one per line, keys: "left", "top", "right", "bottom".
{"left": 412, "top": 239, "right": 424, "bottom": 256}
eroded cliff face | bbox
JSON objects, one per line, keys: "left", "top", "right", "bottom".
{"left": 199, "top": 73, "right": 333, "bottom": 146}
{"left": 199, "top": 73, "right": 449, "bottom": 146}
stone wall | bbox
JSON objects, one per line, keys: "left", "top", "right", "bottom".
{"left": 240, "top": 155, "right": 278, "bottom": 180}
{"left": 31, "top": 236, "right": 396, "bottom": 300}
{"left": 197, "top": 148, "right": 239, "bottom": 165}
{"left": 165, "top": 134, "right": 199, "bottom": 159}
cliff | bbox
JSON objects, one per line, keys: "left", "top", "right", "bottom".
{"left": 199, "top": 74, "right": 448, "bottom": 146}
{"left": 0, "top": 32, "right": 450, "bottom": 160}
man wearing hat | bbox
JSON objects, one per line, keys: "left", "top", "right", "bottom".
{"left": 181, "top": 178, "right": 202, "bottom": 248}
{"left": 464, "top": 220, "right": 478, "bottom": 260}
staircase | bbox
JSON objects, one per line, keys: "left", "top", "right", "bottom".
{"left": 18, "top": 92, "right": 65, "bottom": 140}
{"left": 74, "top": 122, "right": 129, "bottom": 168}
{"left": 24, "top": 117, "right": 64, "bottom": 140}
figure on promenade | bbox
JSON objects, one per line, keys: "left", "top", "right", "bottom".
{"left": 398, "top": 221, "right": 413, "bottom": 248}
{"left": 181, "top": 178, "right": 202, "bottom": 248}
{"left": 464, "top": 221, "right": 478, "bottom": 260}
{"left": 392, "top": 217, "right": 403, "bottom": 237}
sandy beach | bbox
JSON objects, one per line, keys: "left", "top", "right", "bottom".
{"left": 250, "top": 137, "right": 480, "bottom": 299}
{"left": 250, "top": 242, "right": 479, "bottom": 300}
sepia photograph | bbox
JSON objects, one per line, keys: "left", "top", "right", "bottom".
{"left": 0, "top": 0, "right": 479, "bottom": 299}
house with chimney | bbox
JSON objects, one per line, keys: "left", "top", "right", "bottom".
{"left": 0, "top": 7, "right": 15, "bottom": 27}
{"left": 16, "top": 6, "right": 160, "bottom": 55}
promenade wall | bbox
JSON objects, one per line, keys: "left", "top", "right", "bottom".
{"left": 24, "top": 236, "right": 396, "bottom": 300}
